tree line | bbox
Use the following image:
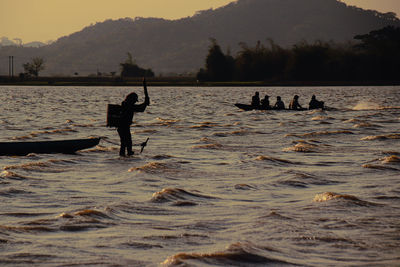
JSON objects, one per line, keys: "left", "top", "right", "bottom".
{"left": 19, "top": 52, "right": 154, "bottom": 79}
{"left": 197, "top": 26, "right": 400, "bottom": 82}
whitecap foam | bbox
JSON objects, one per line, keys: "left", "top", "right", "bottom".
{"left": 352, "top": 101, "right": 382, "bottom": 110}
{"left": 162, "top": 241, "right": 291, "bottom": 266}
{"left": 283, "top": 143, "right": 318, "bottom": 153}
{"left": 361, "top": 134, "right": 400, "bottom": 141}
{"left": 151, "top": 188, "right": 215, "bottom": 203}
{"left": 380, "top": 155, "right": 400, "bottom": 164}
{"left": 128, "top": 162, "right": 181, "bottom": 174}
{"left": 313, "top": 192, "right": 360, "bottom": 202}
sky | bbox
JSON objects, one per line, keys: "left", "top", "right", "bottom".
{"left": 1, "top": 0, "right": 399, "bottom": 44}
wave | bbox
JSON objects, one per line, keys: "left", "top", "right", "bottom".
{"left": 85, "top": 145, "right": 118, "bottom": 153}
{"left": 283, "top": 142, "right": 319, "bottom": 153}
{"left": 344, "top": 118, "right": 364, "bottom": 123}
{"left": 313, "top": 192, "right": 378, "bottom": 206}
{"left": 162, "top": 242, "right": 294, "bottom": 266}
{"left": 128, "top": 162, "right": 181, "bottom": 174}
{"left": 0, "top": 208, "right": 113, "bottom": 234}
{"left": 361, "top": 133, "right": 400, "bottom": 141}
{"left": 121, "top": 241, "right": 163, "bottom": 249}
{"left": 353, "top": 122, "right": 380, "bottom": 128}
{"left": 308, "top": 109, "right": 326, "bottom": 115}
{"left": 381, "top": 151, "right": 400, "bottom": 156}
{"left": 0, "top": 224, "right": 55, "bottom": 233}
{"left": 352, "top": 101, "right": 382, "bottom": 110}
{"left": 3, "top": 159, "right": 75, "bottom": 173}
{"left": 255, "top": 155, "right": 298, "bottom": 165}
{"left": 278, "top": 171, "right": 339, "bottom": 188}
{"left": 360, "top": 154, "right": 400, "bottom": 171}
{"left": 132, "top": 129, "right": 158, "bottom": 134}
{"left": 380, "top": 155, "right": 400, "bottom": 164}
{"left": 362, "top": 164, "right": 399, "bottom": 171}
{"left": 351, "top": 101, "right": 400, "bottom": 111}
{"left": 1, "top": 170, "right": 32, "bottom": 180}
{"left": 190, "top": 122, "right": 219, "bottom": 129}
{"left": 0, "top": 187, "right": 33, "bottom": 197}
{"left": 314, "top": 192, "right": 360, "bottom": 202}
{"left": 311, "top": 115, "right": 334, "bottom": 121}
{"left": 192, "top": 143, "right": 223, "bottom": 150}
{"left": 152, "top": 154, "right": 174, "bottom": 160}
{"left": 69, "top": 123, "right": 94, "bottom": 128}
{"left": 11, "top": 128, "right": 77, "bottom": 140}
{"left": 285, "top": 130, "right": 354, "bottom": 138}
{"left": 151, "top": 188, "right": 216, "bottom": 204}
{"left": 294, "top": 235, "right": 358, "bottom": 246}
{"left": 59, "top": 209, "right": 112, "bottom": 220}
{"left": 213, "top": 129, "right": 260, "bottom": 137}
{"left": 234, "top": 184, "right": 257, "bottom": 190}
{"left": 149, "top": 117, "right": 180, "bottom": 127}
{"left": 260, "top": 210, "right": 293, "bottom": 220}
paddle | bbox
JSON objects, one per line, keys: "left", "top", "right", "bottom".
{"left": 140, "top": 138, "right": 150, "bottom": 154}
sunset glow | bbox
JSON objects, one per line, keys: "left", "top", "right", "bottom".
{"left": 0, "top": 0, "right": 398, "bottom": 43}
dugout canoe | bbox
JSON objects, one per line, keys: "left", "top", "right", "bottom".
{"left": 234, "top": 103, "right": 308, "bottom": 111}
{"left": 0, "top": 138, "right": 101, "bottom": 156}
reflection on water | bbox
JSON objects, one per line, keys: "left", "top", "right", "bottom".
{"left": 0, "top": 86, "right": 399, "bottom": 266}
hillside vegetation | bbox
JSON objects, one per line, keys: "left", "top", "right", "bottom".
{"left": 0, "top": 0, "right": 398, "bottom": 76}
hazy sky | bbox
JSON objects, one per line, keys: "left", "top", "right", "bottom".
{"left": 1, "top": 0, "right": 399, "bottom": 43}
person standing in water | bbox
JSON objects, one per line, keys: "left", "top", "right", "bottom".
{"left": 117, "top": 77, "right": 150, "bottom": 156}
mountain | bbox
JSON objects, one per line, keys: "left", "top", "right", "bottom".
{"left": 1, "top": 0, "right": 399, "bottom": 76}
{"left": 0, "top": 37, "right": 46, "bottom": 48}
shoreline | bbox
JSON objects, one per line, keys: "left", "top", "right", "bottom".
{"left": 0, "top": 77, "right": 399, "bottom": 87}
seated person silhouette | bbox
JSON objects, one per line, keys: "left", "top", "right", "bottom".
{"left": 260, "top": 95, "right": 270, "bottom": 110}
{"left": 251, "top": 92, "right": 260, "bottom": 109}
{"left": 289, "top": 95, "right": 303, "bottom": 110}
{"left": 273, "top": 96, "right": 285, "bottom": 110}
{"left": 308, "top": 95, "right": 324, "bottom": 110}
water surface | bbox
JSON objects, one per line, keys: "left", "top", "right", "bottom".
{"left": 0, "top": 86, "right": 399, "bottom": 266}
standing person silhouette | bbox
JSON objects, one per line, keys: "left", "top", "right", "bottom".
{"left": 117, "top": 78, "right": 150, "bottom": 156}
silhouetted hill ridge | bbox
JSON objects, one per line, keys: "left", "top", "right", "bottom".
{"left": 0, "top": 0, "right": 398, "bottom": 76}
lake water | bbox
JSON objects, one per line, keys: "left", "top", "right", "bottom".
{"left": 0, "top": 85, "right": 399, "bottom": 266}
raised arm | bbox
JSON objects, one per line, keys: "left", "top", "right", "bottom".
{"left": 143, "top": 77, "right": 150, "bottom": 106}
{"left": 132, "top": 77, "right": 150, "bottom": 112}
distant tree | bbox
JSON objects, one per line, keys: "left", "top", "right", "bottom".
{"left": 120, "top": 52, "right": 154, "bottom": 78}
{"left": 287, "top": 41, "right": 332, "bottom": 81}
{"left": 354, "top": 26, "right": 400, "bottom": 51}
{"left": 197, "top": 27, "right": 400, "bottom": 82}
{"left": 234, "top": 40, "right": 290, "bottom": 81}
{"left": 197, "top": 39, "right": 234, "bottom": 81}
{"left": 354, "top": 26, "right": 400, "bottom": 79}
{"left": 23, "top": 57, "right": 45, "bottom": 77}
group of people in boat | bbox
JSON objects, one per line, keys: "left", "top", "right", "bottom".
{"left": 251, "top": 92, "right": 324, "bottom": 110}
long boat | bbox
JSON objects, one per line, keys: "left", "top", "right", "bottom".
{"left": 0, "top": 137, "right": 101, "bottom": 156}
{"left": 235, "top": 103, "right": 308, "bottom": 111}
